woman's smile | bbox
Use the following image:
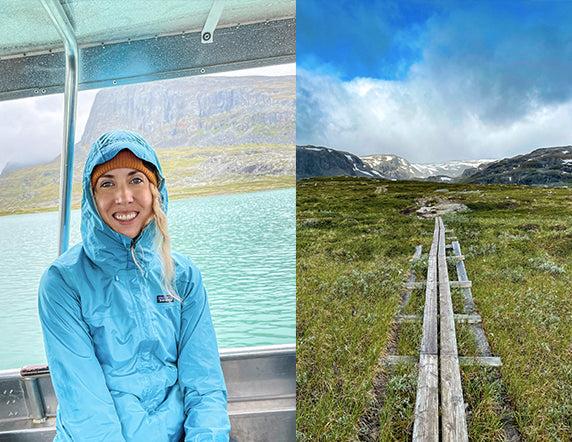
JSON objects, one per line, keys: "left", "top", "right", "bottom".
{"left": 113, "top": 211, "right": 139, "bottom": 222}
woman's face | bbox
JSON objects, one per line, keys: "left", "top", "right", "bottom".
{"left": 93, "top": 167, "right": 154, "bottom": 239}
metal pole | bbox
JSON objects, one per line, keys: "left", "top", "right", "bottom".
{"left": 41, "top": 0, "right": 79, "bottom": 255}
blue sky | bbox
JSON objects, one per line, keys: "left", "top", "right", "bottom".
{"left": 297, "top": 0, "right": 572, "bottom": 162}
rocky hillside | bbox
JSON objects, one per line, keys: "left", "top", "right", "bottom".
{"left": 296, "top": 145, "right": 385, "bottom": 179}
{"left": 458, "top": 146, "right": 572, "bottom": 185}
{"left": 0, "top": 76, "right": 295, "bottom": 215}
{"left": 297, "top": 145, "right": 492, "bottom": 180}
{"left": 297, "top": 144, "right": 572, "bottom": 186}
{"left": 77, "top": 75, "right": 295, "bottom": 157}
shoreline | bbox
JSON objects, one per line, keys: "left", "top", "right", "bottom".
{"left": 0, "top": 180, "right": 295, "bottom": 217}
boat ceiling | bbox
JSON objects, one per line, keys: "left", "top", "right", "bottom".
{"left": 0, "top": 0, "right": 296, "bottom": 102}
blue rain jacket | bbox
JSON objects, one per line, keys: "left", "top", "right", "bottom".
{"left": 39, "top": 130, "right": 230, "bottom": 441}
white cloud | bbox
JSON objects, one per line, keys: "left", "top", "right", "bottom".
{"left": 297, "top": 1, "right": 572, "bottom": 163}
{"left": 296, "top": 68, "right": 572, "bottom": 163}
{"left": 0, "top": 89, "right": 98, "bottom": 173}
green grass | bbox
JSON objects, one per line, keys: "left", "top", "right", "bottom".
{"left": 297, "top": 177, "right": 433, "bottom": 440}
{"left": 297, "top": 177, "right": 572, "bottom": 441}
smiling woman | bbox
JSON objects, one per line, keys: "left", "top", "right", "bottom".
{"left": 38, "top": 130, "right": 230, "bottom": 441}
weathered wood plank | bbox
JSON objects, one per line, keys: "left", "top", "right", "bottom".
{"left": 412, "top": 354, "right": 439, "bottom": 441}
{"left": 451, "top": 241, "right": 477, "bottom": 314}
{"left": 453, "top": 314, "right": 482, "bottom": 324}
{"left": 401, "top": 245, "right": 423, "bottom": 313}
{"left": 441, "top": 356, "right": 469, "bottom": 442}
{"left": 385, "top": 355, "right": 502, "bottom": 367}
{"left": 396, "top": 314, "right": 422, "bottom": 322}
{"left": 449, "top": 281, "right": 472, "bottom": 288}
{"left": 458, "top": 356, "right": 503, "bottom": 367}
{"left": 411, "top": 244, "right": 423, "bottom": 261}
{"left": 420, "top": 219, "right": 439, "bottom": 356}
{"left": 437, "top": 217, "right": 468, "bottom": 442}
{"left": 383, "top": 355, "right": 416, "bottom": 365}
{"left": 405, "top": 280, "right": 472, "bottom": 289}
{"left": 413, "top": 219, "right": 440, "bottom": 441}
{"left": 404, "top": 281, "right": 426, "bottom": 290}
{"left": 396, "top": 313, "right": 481, "bottom": 324}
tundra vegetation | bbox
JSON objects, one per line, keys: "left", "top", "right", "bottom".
{"left": 0, "top": 144, "right": 295, "bottom": 216}
{"left": 296, "top": 176, "right": 572, "bottom": 441}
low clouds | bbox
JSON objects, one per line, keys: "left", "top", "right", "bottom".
{"left": 297, "top": 1, "right": 572, "bottom": 163}
{"left": 0, "top": 64, "right": 294, "bottom": 175}
{"left": 1, "top": 94, "right": 64, "bottom": 173}
{"left": 297, "top": 68, "right": 572, "bottom": 163}
{"left": 417, "top": 4, "right": 572, "bottom": 125}
{"left": 1, "top": 91, "right": 98, "bottom": 173}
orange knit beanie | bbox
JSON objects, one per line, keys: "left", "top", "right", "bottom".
{"left": 91, "top": 150, "right": 158, "bottom": 187}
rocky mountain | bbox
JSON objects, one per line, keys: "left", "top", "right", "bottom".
{"left": 297, "top": 146, "right": 493, "bottom": 181}
{"left": 297, "top": 144, "right": 572, "bottom": 186}
{"left": 76, "top": 75, "right": 295, "bottom": 157}
{"left": 458, "top": 146, "right": 572, "bottom": 186}
{"left": 360, "top": 154, "right": 495, "bottom": 180}
{"left": 0, "top": 76, "right": 295, "bottom": 215}
{"left": 296, "top": 145, "right": 385, "bottom": 179}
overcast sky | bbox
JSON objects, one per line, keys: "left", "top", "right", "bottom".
{"left": 297, "top": 0, "right": 572, "bottom": 163}
{"left": 0, "top": 63, "right": 295, "bottom": 174}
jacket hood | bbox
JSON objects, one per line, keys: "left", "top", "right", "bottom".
{"left": 81, "top": 130, "right": 168, "bottom": 269}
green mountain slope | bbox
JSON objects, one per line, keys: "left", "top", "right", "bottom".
{"left": 0, "top": 76, "right": 295, "bottom": 215}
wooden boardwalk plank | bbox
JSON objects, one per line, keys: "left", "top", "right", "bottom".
{"left": 406, "top": 222, "right": 501, "bottom": 441}
{"left": 451, "top": 241, "right": 476, "bottom": 314}
{"left": 453, "top": 313, "right": 482, "bottom": 324}
{"left": 449, "top": 281, "right": 472, "bottom": 289}
{"left": 412, "top": 219, "right": 440, "bottom": 441}
{"left": 385, "top": 355, "right": 502, "bottom": 367}
{"left": 459, "top": 356, "right": 502, "bottom": 367}
{"left": 405, "top": 280, "right": 472, "bottom": 290}
{"left": 396, "top": 313, "right": 481, "bottom": 324}
{"left": 437, "top": 217, "right": 468, "bottom": 442}
{"left": 441, "top": 356, "right": 469, "bottom": 442}
{"left": 412, "top": 354, "right": 439, "bottom": 441}
{"left": 401, "top": 245, "right": 423, "bottom": 314}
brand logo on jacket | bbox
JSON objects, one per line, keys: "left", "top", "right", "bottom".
{"left": 157, "top": 294, "right": 174, "bottom": 303}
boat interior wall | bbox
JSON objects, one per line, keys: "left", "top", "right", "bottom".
{"left": 0, "top": 344, "right": 295, "bottom": 441}
{"left": 0, "top": 0, "right": 296, "bottom": 102}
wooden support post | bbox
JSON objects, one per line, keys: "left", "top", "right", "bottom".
{"left": 385, "top": 355, "right": 502, "bottom": 367}
{"left": 449, "top": 281, "right": 472, "bottom": 289}
{"left": 459, "top": 356, "right": 502, "bottom": 367}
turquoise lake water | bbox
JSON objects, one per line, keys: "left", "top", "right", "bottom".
{"left": 0, "top": 188, "right": 295, "bottom": 370}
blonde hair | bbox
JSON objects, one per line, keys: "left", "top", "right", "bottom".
{"left": 150, "top": 184, "right": 179, "bottom": 301}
